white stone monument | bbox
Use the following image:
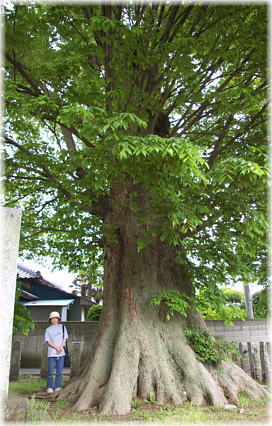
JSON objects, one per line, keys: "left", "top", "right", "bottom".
{"left": 0, "top": 207, "right": 22, "bottom": 422}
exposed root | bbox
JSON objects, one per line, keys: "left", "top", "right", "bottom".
{"left": 60, "top": 318, "right": 269, "bottom": 416}
{"left": 167, "top": 320, "right": 227, "bottom": 407}
{"left": 98, "top": 333, "right": 140, "bottom": 415}
{"left": 59, "top": 309, "right": 118, "bottom": 405}
{"left": 215, "top": 360, "right": 270, "bottom": 405}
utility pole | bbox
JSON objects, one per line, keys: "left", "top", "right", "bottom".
{"left": 243, "top": 282, "right": 254, "bottom": 319}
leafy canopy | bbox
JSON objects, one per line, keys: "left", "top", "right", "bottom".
{"left": 4, "top": 4, "right": 268, "bottom": 296}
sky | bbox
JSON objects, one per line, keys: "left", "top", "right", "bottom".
{"left": 19, "top": 257, "right": 77, "bottom": 293}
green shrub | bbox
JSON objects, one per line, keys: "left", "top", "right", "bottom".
{"left": 184, "top": 328, "right": 240, "bottom": 365}
{"left": 13, "top": 280, "right": 35, "bottom": 335}
{"left": 252, "top": 288, "right": 269, "bottom": 318}
{"left": 86, "top": 304, "right": 102, "bottom": 321}
{"left": 221, "top": 287, "right": 244, "bottom": 305}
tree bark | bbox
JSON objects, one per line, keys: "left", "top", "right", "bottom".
{"left": 58, "top": 183, "right": 268, "bottom": 415}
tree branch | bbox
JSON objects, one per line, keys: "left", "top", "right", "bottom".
{"left": 7, "top": 175, "right": 48, "bottom": 181}
{"left": 60, "top": 125, "right": 76, "bottom": 153}
{"left": 5, "top": 52, "right": 42, "bottom": 95}
{"left": 159, "top": 6, "right": 180, "bottom": 44}
{"left": 220, "top": 103, "right": 268, "bottom": 155}
{"left": 5, "top": 135, "right": 110, "bottom": 218}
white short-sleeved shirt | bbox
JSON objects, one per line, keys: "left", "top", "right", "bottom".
{"left": 45, "top": 324, "right": 68, "bottom": 357}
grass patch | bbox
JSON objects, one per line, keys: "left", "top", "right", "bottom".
{"left": 129, "top": 400, "right": 270, "bottom": 423}
{"left": 131, "top": 403, "right": 210, "bottom": 423}
{"left": 54, "top": 399, "right": 71, "bottom": 409}
{"left": 9, "top": 378, "right": 47, "bottom": 395}
{"left": 26, "top": 395, "right": 51, "bottom": 423}
{"left": 9, "top": 377, "right": 270, "bottom": 423}
{"left": 130, "top": 399, "right": 141, "bottom": 410}
{"left": 238, "top": 391, "right": 269, "bottom": 408}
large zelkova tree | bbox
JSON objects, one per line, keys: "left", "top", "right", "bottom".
{"left": 4, "top": 2, "right": 269, "bottom": 415}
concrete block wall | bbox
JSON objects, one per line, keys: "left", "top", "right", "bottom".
{"left": 12, "top": 319, "right": 271, "bottom": 368}
{"left": 13, "top": 321, "right": 99, "bottom": 367}
{"left": 205, "top": 318, "right": 271, "bottom": 343}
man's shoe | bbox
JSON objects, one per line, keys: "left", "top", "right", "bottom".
{"left": 46, "top": 388, "right": 53, "bottom": 393}
{"left": 55, "top": 388, "right": 61, "bottom": 392}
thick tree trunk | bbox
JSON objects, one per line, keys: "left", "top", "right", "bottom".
{"left": 58, "top": 184, "right": 268, "bottom": 415}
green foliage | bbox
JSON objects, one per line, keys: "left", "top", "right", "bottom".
{"left": 252, "top": 288, "right": 269, "bottom": 318}
{"left": 13, "top": 280, "right": 35, "bottom": 335}
{"left": 131, "top": 399, "right": 141, "bottom": 410}
{"left": 86, "top": 304, "right": 102, "bottom": 321}
{"left": 197, "top": 287, "right": 246, "bottom": 325}
{"left": 221, "top": 288, "right": 244, "bottom": 305}
{"left": 151, "top": 290, "right": 191, "bottom": 320}
{"left": 199, "top": 303, "right": 246, "bottom": 326}
{"left": 151, "top": 287, "right": 246, "bottom": 325}
{"left": 145, "top": 392, "right": 157, "bottom": 404}
{"left": 184, "top": 328, "right": 240, "bottom": 365}
{"left": 4, "top": 4, "right": 268, "bottom": 303}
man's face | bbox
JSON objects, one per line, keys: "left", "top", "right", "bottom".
{"left": 50, "top": 317, "right": 59, "bottom": 325}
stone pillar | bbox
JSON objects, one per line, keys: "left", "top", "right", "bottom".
{"left": 239, "top": 342, "right": 251, "bottom": 376}
{"left": 71, "top": 342, "right": 81, "bottom": 377}
{"left": 9, "top": 341, "right": 22, "bottom": 382}
{"left": 40, "top": 342, "right": 48, "bottom": 378}
{"left": 251, "top": 342, "right": 262, "bottom": 381}
{"left": 247, "top": 342, "right": 256, "bottom": 379}
{"left": 0, "top": 207, "right": 22, "bottom": 422}
{"left": 260, "top": 342, "right": 267, "bottom": 383}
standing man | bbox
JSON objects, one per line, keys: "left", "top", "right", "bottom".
{"left": 45, "top": 311, "right": 68, "bottom": 393}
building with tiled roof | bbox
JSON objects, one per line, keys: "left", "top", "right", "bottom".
{"left": 17, "top": 264, "right": 94, "bottom": 321}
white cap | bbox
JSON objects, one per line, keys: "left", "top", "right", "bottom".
{"left": 48, "top": 311, "right": 61, "bottom": 321}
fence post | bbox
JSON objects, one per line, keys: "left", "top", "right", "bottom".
{"left": 247, "top": 342, "right": 259, "bottom": 380}
{"left": 247, "top": 342, "right": 256, "bottom": 379}
{"left": 71, "top": 342, "right": 81, "bottom": 377}
{"left": 266, "top": 342, "right": 271, "bottom": 363}
{"left": 9, "top": 341, "right": 21, "bottom": 381}
{"left": 40, "top": 342, "right": 48, "bottom": 378}
{"left": 260, "top": 342, "right": 267, "bottom": 383}
{"left": 240, "top": 342, "right": 251, "bottom": 376}
{"left": 239, "top": 343, "right": 244, "bottom": 370}
{"left": 265, "top": 342, "right": 271, "bottom": 384}
{"left": 243, "top": 343, "right": 251, "bottom": 375}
